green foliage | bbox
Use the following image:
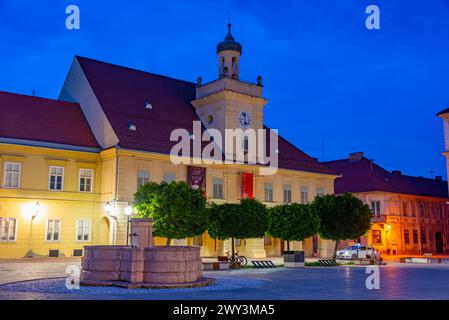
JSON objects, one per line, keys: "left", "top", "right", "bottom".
{"left": 267, "top": 203, "right": 319, "bottom": 242}
{"left": 313, "top": 193, "right": 372, "bottom": 241}
{"left": 313, "top": 193, "right": 372, "bottom": 259}
{"left": 134, "top": 181, "right": 207, "bottom": 243}
{"left": 207, "top": 198, "right": 267, "bottom": 240}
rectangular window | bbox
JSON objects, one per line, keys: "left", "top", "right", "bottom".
{"left": 3, "top": 162, "right": 21, "bottom": 188}
{"left": 421, "top": 229, "right": 427, "bottom": 244}
{"left": 316, "top": 187, "right": 325, "bottom": 197}
{"left": 46, "top": 219, "right": 61, "bottom": 241}
{"left": 49, "top": 166, "right": 64, "bottom": 191}
{"left": 212, "top": 177, "right": 224, "bottom": 199}
{"left": 79, "top": 169, "right": 93, "bottom": 192}
{"left": 435, "top": 204, "right": 441, "bottom": 219}
{"left": 419, "top": 203, "right": 425, "bottom": 217}
{"left": 0, "top": 217, "right": 17, "bottom": 242}
{"left": 163, "top": 172, "right": 176, "bottom": 183}
{"left": 283, "top": 184, "right": 292, "bottom": 204}
{"left": 413, "top": 230, "right": 418, "bottom": 244}
{"left": 300, "top": 186, "right": 309, "bottom": 204}
{"left": 372, "top": 230, "right": 382, "bottom": 244}
{"left": 402, "top": 202, "right": 408, "bottom": 216}
{"left": 192, "top": 235, "right": 203, "bottom": 246}
{"left": 76, "top": 220, "right": 90, "bottom": 241}
{"left": 404, "top": 230, "right": 410, "bottom": 244}
{"left": 137, "top": 170, "right": 150, "bottom": 188}
{"left": 235, "top": 239, "right": 241, "bottom": 246}
{"left": 370, "top": 201, "right": 381, "bottom": 216}
{"left": 264, "top": 183, "right": 273, "bottom": 202}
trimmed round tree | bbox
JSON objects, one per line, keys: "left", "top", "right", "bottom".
{"left": 313, "top": 193, "right": 372, "bottom": 259}
{"left": 134, "top": 181, "right": 207, "bottom": 245}
{"left": 207, "top": 198, "right": 267, "bottom": 261}
{"left": 267, "top": 203, "right": 319, "bottom": 252}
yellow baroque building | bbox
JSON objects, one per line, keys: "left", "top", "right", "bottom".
{"left": 0, "top": 24, "right": 338, "bottom": 259}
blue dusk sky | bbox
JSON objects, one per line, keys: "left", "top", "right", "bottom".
{"left": 1, "top": 0, "right": 449, "bottom": 178}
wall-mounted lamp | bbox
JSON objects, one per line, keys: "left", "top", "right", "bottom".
{"left": 31, "top": 201, "right": 40, "bottom": 219}
{"left": 125, "top": 205, "right": 133, "bottom": 216}
{"left": 385, "top": 224, "right": 392, "bottom": 231}
{"left": 104, "top": 201, "right": 116, "bottom": 218}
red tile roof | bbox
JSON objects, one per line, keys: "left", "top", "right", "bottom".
{"left": 0, "top": 91, "right": 99, "bottom": 149}
{"left": 76, "top": 56, "right": 336, "bottom": 175}
{"left": 325, "top": 157, "right": 448, "bottom": 198}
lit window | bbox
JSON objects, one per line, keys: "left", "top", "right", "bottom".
{"left": 49, "top": 166, "right": 64, "bottom": 191}
{"left": 213, "top": 177, "right": 224, "bottom": 199}
{"left": 264, "top": 183, "right": 273, "bottom": 202}
{"left": 283, "top": 184, "right": 292, "bottom": 204}
{"left": 3, "top": 162, "right": 21, "bottom": 188}
{"left": 372, "top": 230, "right": 382, "bottom": 244}
{"left": 0, "top": 218, "right": 17, "bottom": 242}
{"left": 46, "top": 219, "right": 61, "bottom": 241}
{"left": 79, "top": 169, "right": 93, "bottom": 192}
{"left": 163, "top": 172, "right": 176, "bottom": 183}
{"left": 76, "top": 220, "right": 90, "bottom": 241}
{"left": 137, "top": 170, "right": 150, "bottom": 188}
{"left": 300, "top": 186, "right": 309, "bottom": 204}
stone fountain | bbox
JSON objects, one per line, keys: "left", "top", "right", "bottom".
{"left": 80, "top": 218, "right": 213, "bottom": 288}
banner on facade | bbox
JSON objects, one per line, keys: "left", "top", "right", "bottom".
{"left": 241, "top": 172, "right": 254, "bottom": 199}
{"left": 187, "top": 166, "right": 206, "bottom": 191}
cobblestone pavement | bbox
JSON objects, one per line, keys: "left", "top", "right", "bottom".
{"left": 1, "top": 259, "right": 449, "bottom": 300}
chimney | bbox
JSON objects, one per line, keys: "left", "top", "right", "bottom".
{"left": 349, "top": 152, "right": 364, "bottom": 163}
{"left": 392, "top": 170, "right": 402, "bottom": 175}
{"left": 436, "top": 176, "right": 442, "bottom": 181}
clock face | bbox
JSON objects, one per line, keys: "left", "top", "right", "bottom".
{"left": 238, "top": 111, "right": 252, "bottom": 128}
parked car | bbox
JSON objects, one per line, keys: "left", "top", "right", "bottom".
{"left": 337, "top": 245, "right": 374, "bottom": 260}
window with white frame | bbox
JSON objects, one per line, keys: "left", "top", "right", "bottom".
{"left": 49, "top": 166, "right": 64, "bottom": 191}
{"left": 79, "top": 169, "right": 93, "bottom": 192}
{"left": 163, "top": 172, "right": 176, "bottom": 183}
{"left": 76, "top": 220, "right": 90, "bottom": 241}
{"left": 371, "top": 200, "right": 381, "bottom": 217}
{"left": 3, "top": 162, "right": 21, "bottom": 188}
{"left": 46, "top": 219, "right": 61, "bottom": 241}
{"left": 264, "top": 183, "right": 273, "bottom": 202}
{"left": 137, "top": 170, "right": 150, "bottom": 188}
{"left": 0, "top": 217, "right": 17, "bottom": 242}
{"left": 283, "top": 184, "right": 292, "bottom": 204}
{"left": 316, "top": 187, "right": 325, "bottom": 197}
{"left": 300, "top": 186, "right": 309, "bottom": 204}
{"left": 212, "top": 177, "right": 224, "bottom": 199}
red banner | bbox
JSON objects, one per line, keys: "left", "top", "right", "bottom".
{"left": 241, "top": 173, "right": 253, "bottom": 199}
{"left": 187, "top": 166, "right": 206, "bottom": 192}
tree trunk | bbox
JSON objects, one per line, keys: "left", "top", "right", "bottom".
{"left": 231, "top": 237, "right": 235, "bottom": 261}
{"left": 333, "top": 239, "right": 339, "bottom": 260}
{"left": 166, "top": 238, "right": 171, "bottom": 246}
{"left": 287, "top": 240, "right": 290, "bottom": 252}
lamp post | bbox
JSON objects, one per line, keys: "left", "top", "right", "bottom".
{"left": 27, "top": 201, "right": 40, "bottom": 258}
{"left": 385, "top": 223, "right": 392, "bottom": 255}
{"left": 104, "top": 201, "right": 117, "bottom": 244}
{"left": 125, "top": 203, "right": 133, "bottom": 246}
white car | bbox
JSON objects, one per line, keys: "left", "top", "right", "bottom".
{"left": 337, "top": 245, "right": 374, "bottom": 260}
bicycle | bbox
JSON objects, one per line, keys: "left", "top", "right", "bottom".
{"left": 225, "top": 249, "right": 248, "bottom": 267}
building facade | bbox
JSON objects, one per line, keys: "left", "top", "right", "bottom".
{"left": 326, "top": 152, "right": 449, "bottom": 255}
{"left": 0, "top": 25, "right": 338, "bottom": 259}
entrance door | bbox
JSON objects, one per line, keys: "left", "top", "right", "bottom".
{"left": 435, "top": 232, "right": 444, "bottom": 254}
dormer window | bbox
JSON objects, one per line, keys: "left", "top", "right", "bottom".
{"left": 128, "top": 123, "right": 137, "bottom": 131}
{"left": 145, "top": 102, "right": 152, "bottom": 110}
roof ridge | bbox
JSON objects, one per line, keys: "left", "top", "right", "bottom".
{"left": 0, "top": 90, "right": 79, "bottom": 107}
{"left": 75, "top": 55, "right": 196, "bottom": 87}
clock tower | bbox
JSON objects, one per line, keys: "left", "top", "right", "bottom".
{"left": 192, "top": 22, "right": 268, "bottom": 159}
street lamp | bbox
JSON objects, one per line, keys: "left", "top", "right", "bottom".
{"left": 125, "top": 203, "right": 133, "bottom": 246}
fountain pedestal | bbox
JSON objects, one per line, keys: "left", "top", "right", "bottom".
{"left": 80, "top": 218, "right": 213, "bottom": 288}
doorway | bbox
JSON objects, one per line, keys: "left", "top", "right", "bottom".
{"left": 435, "top": 232, "right": 444, "bottom": 254}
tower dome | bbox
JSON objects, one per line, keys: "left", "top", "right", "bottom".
{"left": 216, "top": 23, "right": 242, "bottom": 54}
